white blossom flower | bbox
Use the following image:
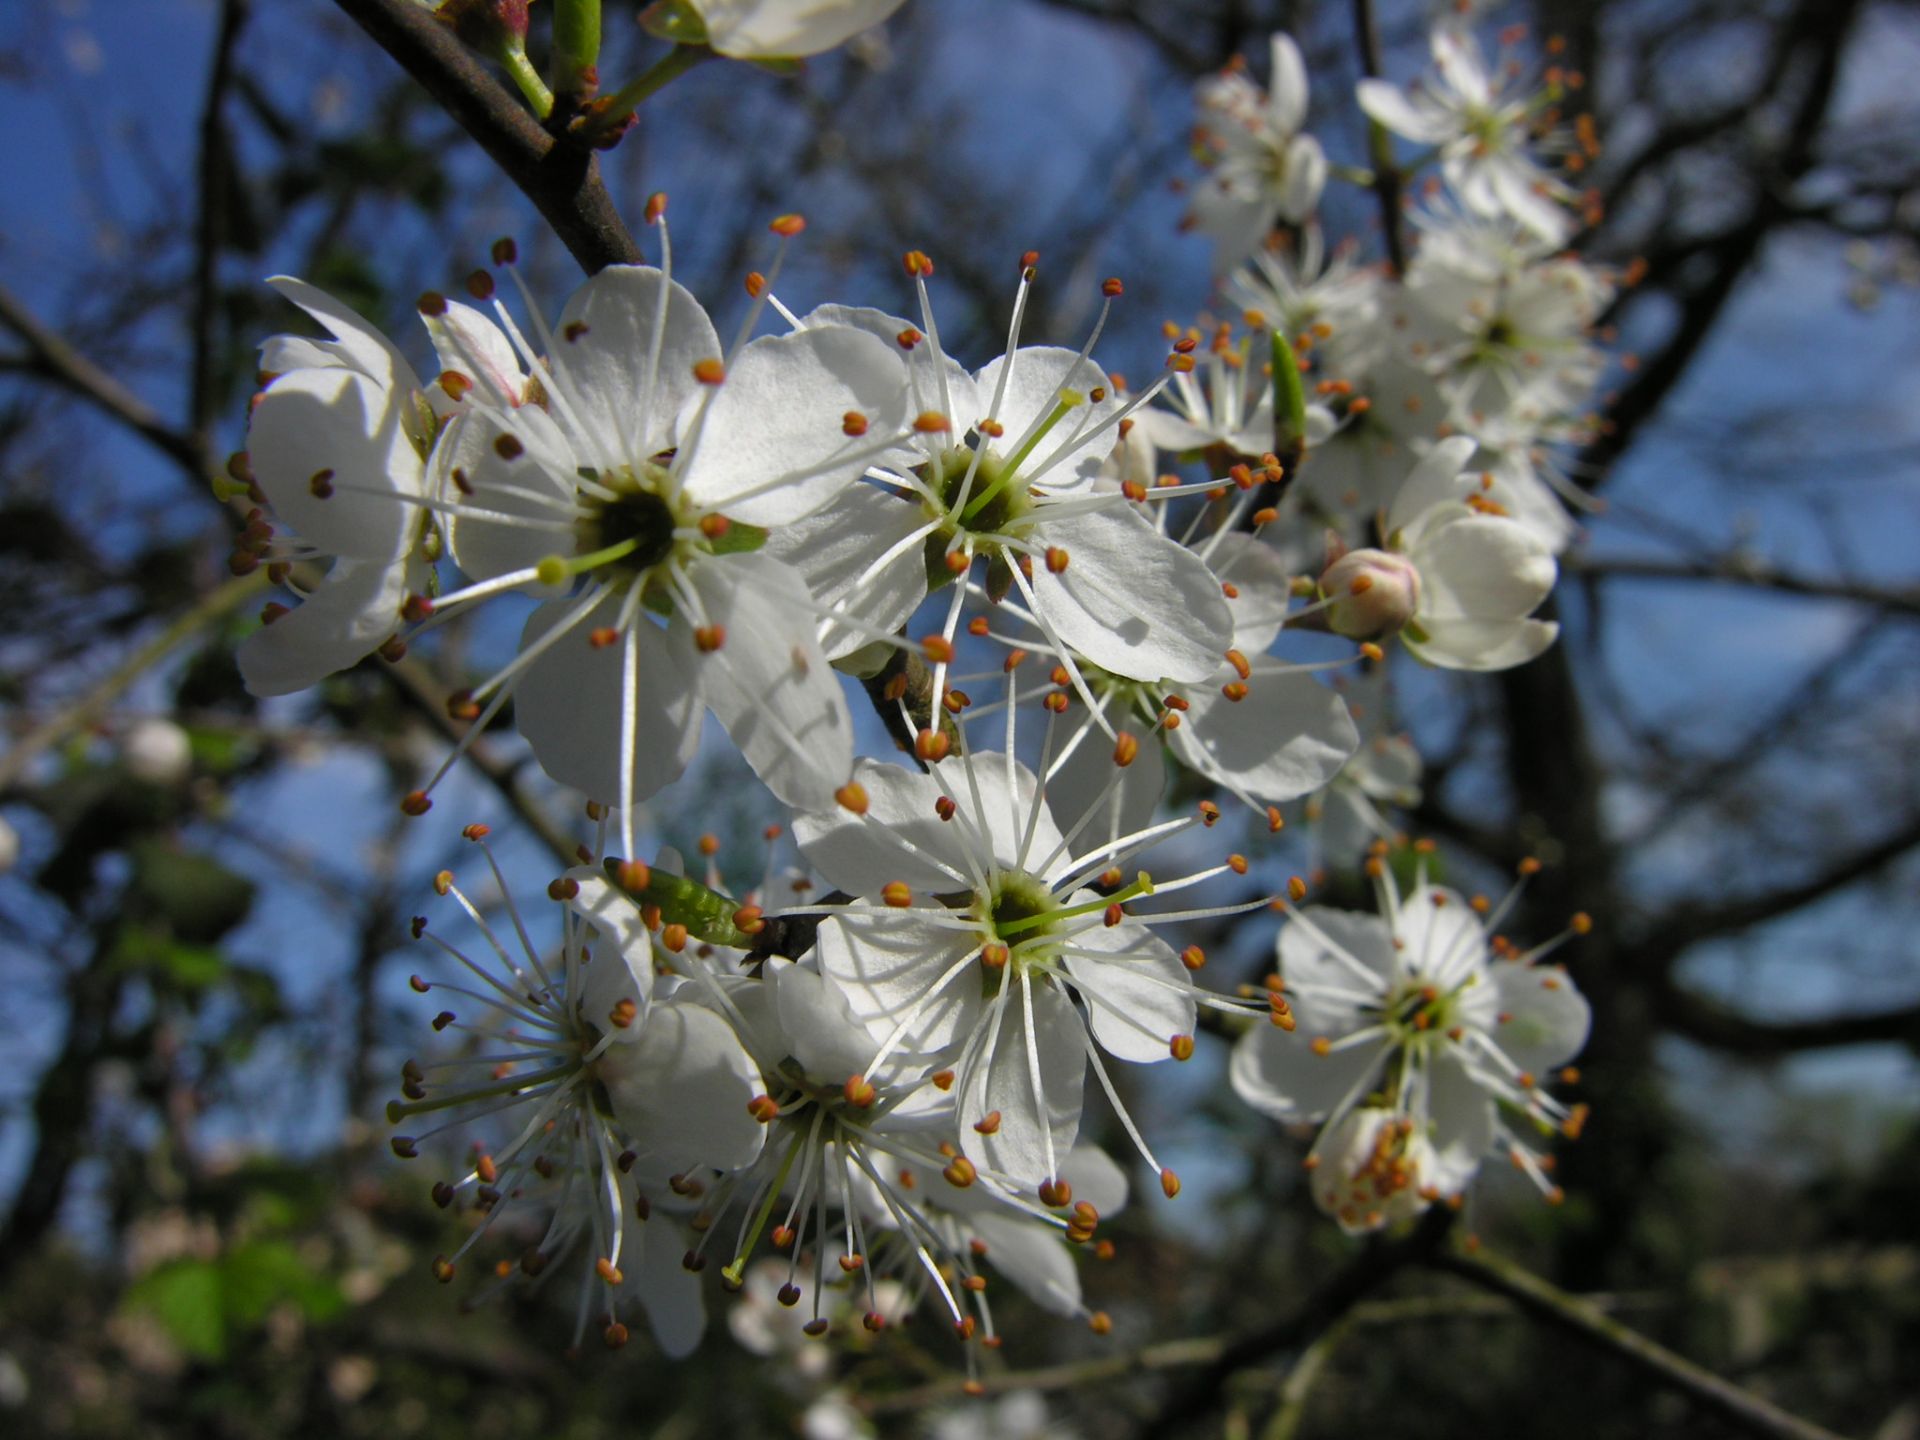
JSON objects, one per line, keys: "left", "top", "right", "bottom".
{"left": 235, "top": 278, "right": 442, "bottom": 697}
{"left": 121, "top": 718, "right": 193, "bottom": 784}
{"left": 1226, "top": 226, "right": 1382, "bottom": 352}
{"left": 792, "top": 739, "right": 1266, "bottom": 1195}
{"left": 379, "top": 219, "right": 914, "bottom": 844}
{"left": 1383, "top": 436, "right": 1560, "bottom": 670}
{"left": 1189, "top": 34, "right": 1328, "bottom": 271}
{"left": 762, "top": 258, "right": 1233, "bottom": 755}
{"left": 389, "top": 831, "right": 765, "bottom": 1352}
{"left": 1230, "top": 862, "right": 1591, "bottom": 1232}
{"left": 1357, "top": 24, "right": 1576, "bottom": 244}
{"left": 1311, "top": 731, "right": 1424, "bottom": 867}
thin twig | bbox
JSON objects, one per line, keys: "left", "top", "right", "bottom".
{"left": 1351, "top": 0, "right": 1407, "bottom": 275}
{"left": 1433, "top": 1247, "right": 1855, "bottom": 1440}
{"left": 332, "top": 0, "right": 640, "bottom": 273}
{"left": 1564, "top": 552, "right": 1920, "bottom": 615}
{"left": 190, "top": 0, "right": 251, "bottom": 442}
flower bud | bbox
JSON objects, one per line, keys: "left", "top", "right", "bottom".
{"left": 122, "top": 718, "right": 193, "bottom": 785}
{"left": 433, "top": 0, "right": 530, "bottom": 50}
{"left": 1318, "top": 548, "right": 1420, "bottom": 641}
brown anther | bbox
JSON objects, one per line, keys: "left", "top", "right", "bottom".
{"left": 1181, "top": 945, "right": 1205, "bottom": 972}
{"left": 954, "top": 1316, "right": 976, "bottom": 1341}
{"left": 902, "top": 249, "right": 934, "bottom": 277}
{"left": 769, "top": 212, "right": 806, "bottom": 236}
{"left": 801, "top": 1317, "right": 831, "bottom": 1338}
{"left": 921, "top": 634, "right": 955, "bottom": 664}
{"left": 835, "top": 781, "right": 869, "bottom": 815}
{"left": 614, "top": 859, "right": 651, "bottom": 891}
{"left": 1170, "top": 1034, "right": 1195, "bottom": 1061}
{"left": 259, "top": 602, "right": 290, "bottom": 627}
{"left": 475, "top": 1153, "right": 498, "bottom": 1185}
{"left": 431, "top": 1255, "right": 456, "bottom": 1283}
{"left": 943, "top": 548, "right": 971, "bottom": 575}
{"left": 933, "top": 795, "right": 958, "bottom": 823}
{"left": 744, "top": 270, "right": 767, "bottom": 298}
{"left": 661, "top": 923, "right": 688, "bottom": 953}
{"left": 438, "top": 370, "right": 474, "bottom": 402}
{"left": 1359, "top": 642, "right": 1385, "bottom": 662}
{"left": 915, "top": 727, "right": 951, "bottom": 762}
{"left": 863, "top": 1311, "right": 886, "bottom": 1332}
{"left": 1198, "top": 800, "right": 1221, "bottom": 826}
{"left": 1160, "top": 1169, "right": 1181, "bottom": 1199}
{"left": 1227, "top": 853, "right": 1249, "bottom": 876}
{"left": 431, "top": 1010, "right": 455, "bottom": 1031}
{"left": 1089, "top": 1311, "right": 1113, "bottom": 1335}
{"left": 563, "top": 320, "right": 589, "bottom": 342}
{"left": 961, "top": 1274, "right": 986, "bottom": 1293}
{"left": 912, "top": 410, "right": 949, "bottom": 432}
{"left": 1045, "top": 545, "right": 1070, "bottom": 573}
{"left": 306, "top": 468, "right": 335, "bottom": 499}
{"left": 1518, "top": 857, "right": 1543, "bottom": 876}
{"left": 1221, "top": 680, "right": 1249, "bottom": 702}
{"left": 1122, "top": 479, "right": 1148, "bottom": 502}
{"left": 390, "top": 1135, "right": 418, "bottom": 1159}
{"left": 942, "top": 1157, "right": 977, "bottom": 1188}
{"left": 843, "top": 1075, "right": 877, "bottom": 1109}
{"left": 881, "top": 881, "right": 913, "bottom": 909}
{"left": 970, "top": 1109, "right": 1004, "bottom": 1138}
{"left": 979, "top": 943, "right": 1009, "bottom": 970}
{"left": 777, "top": 1282, "right": 802, "bottom": 1307}
{"left": 1310, "top": 1036, "right": 1332, "bottom": 1056}
{"left": 1570, "top": 911, "right": 1593, "bottom": 935}
{"left": 697, "top": 514, "right": 731, "bottom": 541}
{"left": 1044, "top": 692, "right": 1069, "bottom": 713}
{"left": 692, "top": 358, "right": 726, "bottom": 386}
{"left": 594, "top": 1256, "right": 624, "bottom": 1285}
{"left": 1103, "top": 902, "right": 1124, "bottom": 927}
{"left": 733, "top": 904, "right": 765, "bottom": 936}
{"left": 1113, "top": 732, "right": 1140, "bottom": 767}
{"left": 896, "top": 326, "right": 924, "bottom": 349}
{"left": 1167, "top": 353, "right": 1196, "bottom": 372}
{"left": 465, "top": 268, "right": 495, "bottom": 301}
{"left": 1038, "top": 1178, "right": 1072, "bottom": 1207}
{"left": 402, "top": 791, "right": 433, "bottom": 817}
{"left": 417, "top": 291, "right": 448, "bottom": 317}
{"left": 693, "top": 623, "right": 726, "bottom": 652}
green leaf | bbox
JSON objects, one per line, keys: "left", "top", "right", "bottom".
{"left": 124, "top": 1259, "right": 227, "bottom": 1361}
{"left": 128, "top": 841, "right": 255, "bottom": 944}
{"left": 637, "top": 0, "right": 708, "bottom": 45}
{"left": 108, "top": 926, "right": 229, "bottom": 991}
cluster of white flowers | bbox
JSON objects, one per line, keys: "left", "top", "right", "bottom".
{"left": 233, "top": 13, "right": 1609, "bottom": 1375}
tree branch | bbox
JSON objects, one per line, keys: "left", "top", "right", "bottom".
{"left": 1652, "top": 984, "right": 1920, "bottom": 1056}
{"left": 1564, "top": 552, "right": 1920, "bottom": 615}
{"left": 331, "top": 0, "right": 640, "bottom": 273}
{"left": 1433, "top": 1247, "right": 1853, "bottom": 1440}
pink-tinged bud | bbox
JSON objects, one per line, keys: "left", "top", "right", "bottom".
{"left": 1319, "top": 548, "right": 1420, "bottom": 641}
{"left": 434, "top": 0, "right": 530, "bottom": 48}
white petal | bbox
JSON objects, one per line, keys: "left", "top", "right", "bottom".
{"left": 1424, "top": 1054, "right": 1495, "bottom": 1194}
{"left": 695, "top": 0, "right": 905, "bottom": 58}
{"left": 1278, "top": 906, "right": 1393, "bottom": 1034}
{"left": 959, "top": 980, "right": 1085, "bottom": 1188}
{"left": 1208, "top": 531, "right": 1302, "bottom": 653}
{"left": 1486, "top": 963, "right": 1591, "bottom": 1073}
{"left": 1063, "top": 913, "right": 1195, "bottom": 1063}
{"left": 1385, "top": 434, "right": 1478, "bottom": 535}
{"left": 969, "top": 1210, "right": 1082, "bottom": 1315}
{"left": 1406, "top": 615, "right": 1558, "bottom": 671}
{"left": 1042, "top": 704, "right": 1165, "bottom": 862}
{"left": 1059, "top": 1143, "right": 1129, "bottom": 1216}
{"left": 1490, "top": 157, "right": 1572, "bottom": 245}
{"left": 513, "top": 604, "right": 700, "bottom": 803}
{"left": 1172, "top": 661, "right": 1358, "bottom": 805}
{"left": 1414, "top": 512, "right": 1556, "bottom": 620}
{"left": 236, "top": 556, "right": 410, "bottom": 696}
{"left": 815, "top": 907, "right": 981, "bottom": 1066}
{"left": 601, "top": 995, "right": 768, "bottom": 1174}
{"left": 632, "top": 1215, "right": 707, "bottom": 1358}
{"left": 1355, "top": 80, "right": 1452, "bottom": 143}
{"left": 265, "top": 276, "right": 416, "bottom": 390}
{"left": 1229, "top": 1023, "right": 1382, "bottom": 1123}
{"left": 1393, "top": 883, "right": 1489, "bottom": 988}
{"left": 423, "top": 299, "right": 525, "bottom": 408}
{"left": 679, "top": 326, "right": 912, "bottom": 526}
{"left": 1027, "top": 504, "right": 1233, "bottom": 684}
{"left": 974, "top": 347, "right": 1121, "bottom": 485}
{"left": 762, "top": 485, "right": 932, "bottom": 660}
{"left": 792, "top": 759, "right": 972, "bottom": 895}
{"left": 551, "top": 265, "right": 720, "bottom": 466}
{"left": 250, "top": 367, "right": 423, "bottom": 560}
{"left": 1276, "top": 134, "right": 1327, "bottom": 224}
{"left": 765, "top": 957, "right": 880, "bottom": 1084}
{"left": 667, "top": 554, "right": 853, "bottom": 811}
{"left": 1432, "top": 25, "right": 1492, "bottom": 106}
{"left": 566, "top": 871, "right": 656, "bottom": 1030}
{"left": 1266, "top": 32, "right": 1310, "bottom": 134}
{"left": 1134, "top": 408, "right": 1222, "bottom": 454}
{"left": 441, "top": 407, "right": 580, "bottom": 584}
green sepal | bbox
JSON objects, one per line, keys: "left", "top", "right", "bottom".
{"left": 637, "top": 0, "right": 708, "bottom": 44}
{"left": 708, "top": 520, "right": 768, "bottom": 556}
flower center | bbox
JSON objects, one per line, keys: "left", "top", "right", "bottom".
{"left": 1382, "top": 979, "right": 1459, "bottom": 1046}
{"left": 575, "top": 463, "right": 681, "bottom": 581}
